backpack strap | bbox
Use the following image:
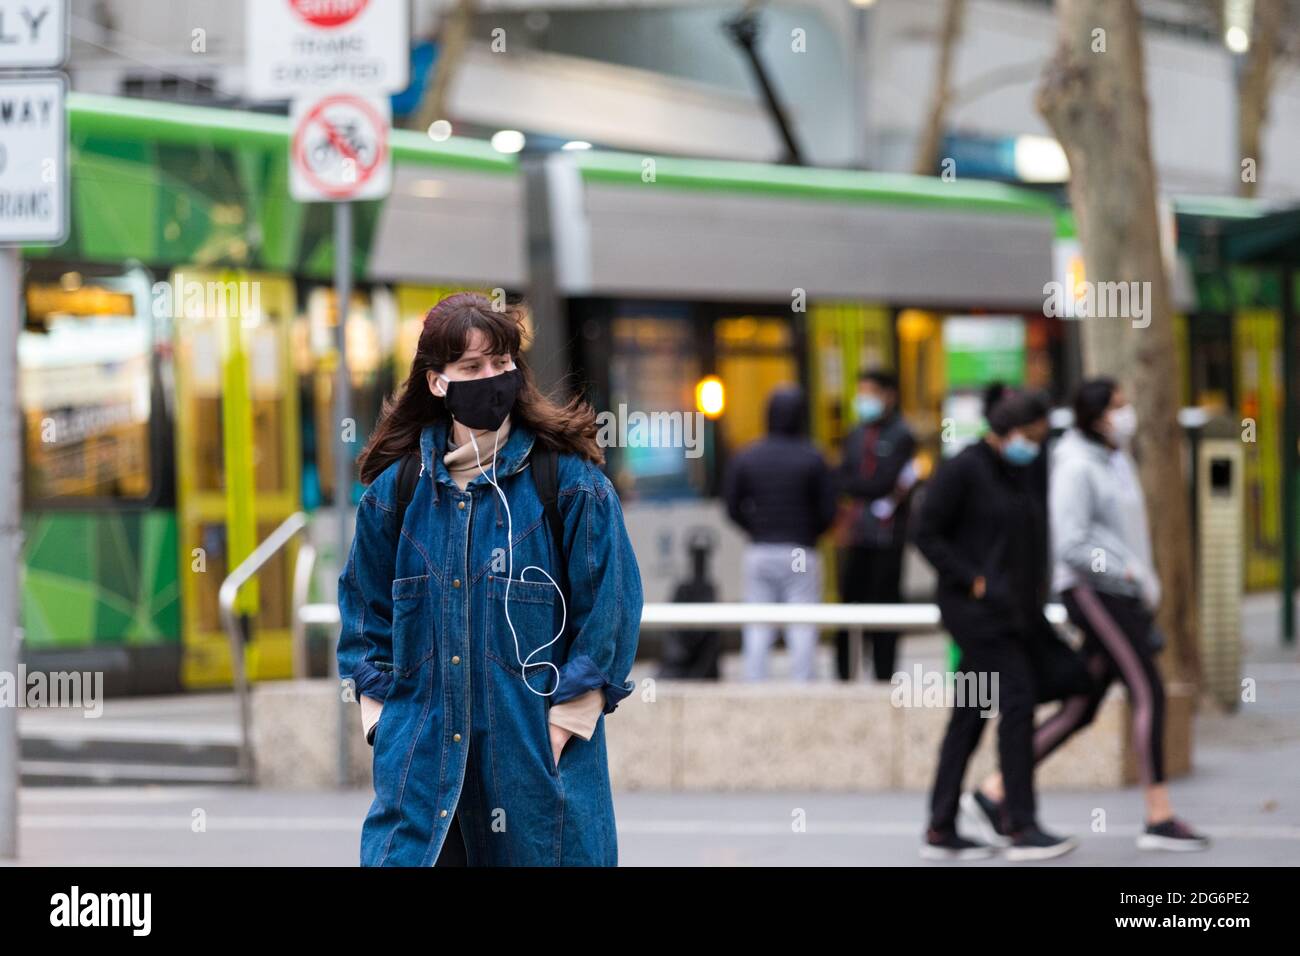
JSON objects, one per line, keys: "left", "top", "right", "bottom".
{"left": 394, "top": 450, "right": 422, "bottom": 529}
{"left": 530, "top": 446, "right": 573, "bottom": 656}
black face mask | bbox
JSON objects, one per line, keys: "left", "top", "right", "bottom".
{"left": 439, "top": 367, "right": 521, "bottom": 431}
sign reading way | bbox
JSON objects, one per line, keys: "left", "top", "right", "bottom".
{"left": 245, "top": 0, "right": 410, "bottom": 100}
{"left": 0, "top": 75, "right": 66, "bottom": 243}
{"left": 290, "top": 92, "right": 391, "bottom": 202}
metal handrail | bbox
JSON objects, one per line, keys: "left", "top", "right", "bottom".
{"left": 219, "top": 511, "right": 310, "bottom": 783}
{"left": 294, "top": 601, "right": 1067, "bottom": 630}
{"left": 291, "top": 540, "right": 319, "bottom": 679}
{"left": 295, "top": 600, "right": 1068, "bottom": 681}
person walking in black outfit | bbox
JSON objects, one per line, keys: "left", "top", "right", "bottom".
{"left": 834, "top": 370, "right": 917, "bottom": 681}
{"left": 914, "top": 386, "right": 1077, "bottom": 861}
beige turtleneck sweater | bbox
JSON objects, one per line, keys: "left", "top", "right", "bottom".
{"left": 359, "top": 416, "right": 606, "bottom": 750}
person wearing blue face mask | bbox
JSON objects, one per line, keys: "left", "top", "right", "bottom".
{"left": 913, "top": 384, "right": 1078, "bottom": 861}
{"left": 966, "top": 378, "right": 1209, "bottom": 854}
{"left": 833, "top": 370, "right": 917, "bottom": 681}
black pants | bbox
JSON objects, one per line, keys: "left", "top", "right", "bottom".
{"left": 434, "top": 808, "right": 468, "bottom": 866}
{"left": 1032, "top": 586, "right": 1166, "bottom": 785}
{"left": 836, "top": 545, "right": 903, "bottom": 681}
{"left": 929, "top": 597, "right": 1039, "bottom": 834}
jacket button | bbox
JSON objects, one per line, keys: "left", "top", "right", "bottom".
{"left": 453, "top": 733, "right": 462, "bottom": 742}
{"left": 440, "top": 810, "right": 448, "bottom": 818}
{"left": 457, "top": 501, "right": 465, "bottom": 510}
{"left": 452, "top": 578, "right": 461, "bottom": 588}
{"left": 451, "top": 655, "right": 460, "bottom": 665}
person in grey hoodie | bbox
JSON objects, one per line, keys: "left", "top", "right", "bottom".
{"left": 962, "top": 378, "right": 1209, "bottom": 853}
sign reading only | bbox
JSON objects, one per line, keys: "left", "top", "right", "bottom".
{"left": 0, "top": 0, "right": 68, "bottom": 70}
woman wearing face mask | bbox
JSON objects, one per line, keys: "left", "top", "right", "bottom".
{"left": 336, "top": 292, "right": 643, "bottom": 867}
{"left": 914, "top": 385, "right": 1078, "bottom": 860}
{"left": 983, "top": 377, "right": 1206, "bottom": 851}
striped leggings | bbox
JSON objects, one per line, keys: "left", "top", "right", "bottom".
{"left": 1032, "top": 585, "right": 1166, "bottom": 786}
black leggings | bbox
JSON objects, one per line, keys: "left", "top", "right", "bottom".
{"left": 929, "top": 598, "right": 1039, "bottom": 834}
{"left": 1032, "top": 586, "right": 1166, "bottom": 785}
{"left": 435, "top": 809, "right": 468, "bottom": 866}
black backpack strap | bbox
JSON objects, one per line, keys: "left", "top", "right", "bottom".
{"left": 394, "top": 450, "right": 422, "bottom": 529}
{"left": 530, "top": 447, "right": 573, "bottom": 655}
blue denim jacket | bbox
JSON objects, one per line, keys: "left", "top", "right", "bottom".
{"left": 336, "top": 418, "right": 643, "bottom": 866}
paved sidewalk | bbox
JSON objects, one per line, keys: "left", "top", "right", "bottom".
{"left": 6, "top": 594, "right": 1297, "bottom": 866}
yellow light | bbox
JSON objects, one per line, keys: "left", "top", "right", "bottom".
{"left": 696, "top": 376, "right": 725, "bottom": 418}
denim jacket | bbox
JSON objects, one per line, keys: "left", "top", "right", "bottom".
{"left": 336, "top": 418, "right": 643, "bottom": 866}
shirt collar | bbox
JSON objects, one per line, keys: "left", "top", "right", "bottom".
{"left": 420, "top": 418, "right": 536, "bottom": 490}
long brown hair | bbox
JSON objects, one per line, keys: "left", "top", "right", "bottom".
{"left": 357, "top": 292, "right": 603, "bottom": 485}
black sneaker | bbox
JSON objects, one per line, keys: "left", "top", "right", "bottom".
{"left": 960, "top": 790, "right": 1011, "bottom": 848}
{"left": 1004, "top": 824, "right": 1078, "bottom": 861}
{"left": 920, "top": 828, "right": 995, "bottom": 861}
{"left": 1137, "top": 817, "right": 1210, "bottom": 852}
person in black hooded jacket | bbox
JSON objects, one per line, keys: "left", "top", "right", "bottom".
{"left": 913, "top": 385, "right": 1078, "bottom": 862}
{"left": 723, "top": 385, "right": 837, "bottom": 680}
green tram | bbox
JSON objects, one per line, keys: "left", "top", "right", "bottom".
{"left": 17, "top": 94, "right": 1287, "bottom": 694}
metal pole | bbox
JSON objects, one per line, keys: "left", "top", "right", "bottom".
{"left": 724, "top": 11, "right": 805, "bottom": 166}
{"left": 334, "top": 201, "right": 354, "bottom": 786}
{"left": 0, "top": 247, "right": 22, "bottom": 858}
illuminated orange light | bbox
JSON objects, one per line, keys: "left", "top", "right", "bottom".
{"left": 696, "top": 376, "right": 725, "bottom": 418}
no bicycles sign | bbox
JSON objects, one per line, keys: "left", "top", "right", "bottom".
{"left": 290, "top": 93, "right": 392, "bottom": 202}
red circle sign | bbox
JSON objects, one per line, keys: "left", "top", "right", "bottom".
{"left": 292, "top": 95, "right": 388, "bottom": 199}
{"left": 290, "top": 0, "right": 369, "bottom": 28}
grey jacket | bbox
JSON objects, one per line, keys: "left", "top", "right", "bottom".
{"left": 1049, "top": 428, "right": 1161, "bottom": 610}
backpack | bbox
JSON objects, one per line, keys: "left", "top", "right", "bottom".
{"left": 392, "top": 446, "right": 572, "bottom": 655}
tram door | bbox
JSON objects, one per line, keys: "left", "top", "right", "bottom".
{"left": 807, "top": 302, "right": 894, "bottom": 459}
{"left": 1236, "top": 308, "right": 1282, "bottom": 590}
{"left": 172, "top": 270, "right": 301, "bottom": 687}
{"left": 713, "top": 314, "right": 801, "bottom": 457}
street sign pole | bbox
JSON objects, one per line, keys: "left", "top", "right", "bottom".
{"left": 247, "top": 0, "right": 405, "bottom": 790}
{"left": 0, "top": 0, "right": 70, "bottom": 863}
{"left": 333, "top": 199, "right": 353, "bottom": 788}
{"left": 0, "top": 246, "right": 20, "bottom": 859}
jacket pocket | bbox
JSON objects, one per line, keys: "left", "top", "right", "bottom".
{"left": 485, "top": 573, "right": 562, "bottom": 676}
{"left": 488, "top": 649, "right": 562, "bottom": 777}
{"left": 391, "top": 574, "right": 434, "bottom": 677}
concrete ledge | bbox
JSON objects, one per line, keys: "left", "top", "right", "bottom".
{"left": 249, "top": 678, "right": 1195, "bottom": 791}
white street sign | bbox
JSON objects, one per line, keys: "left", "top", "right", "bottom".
{"left": 0, "top": 0, "right": 67, "bottom": 69}
{"left": 246, "top": 0, "right": 410, "bottom": 100}
{"left": 0, "top": 74, "right": 65, "bottom": 244}
{"left": 290, "top": 92, "right": 391, "bottom": 202}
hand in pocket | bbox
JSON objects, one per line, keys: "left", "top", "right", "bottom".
{"left": 549, "top": 724, "right": 572, "bottom": 770}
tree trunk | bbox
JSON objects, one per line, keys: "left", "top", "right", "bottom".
{"left": 913, "top": 0, "right": 966, "bottom": 175}
{"left": 1236, "top": 0, "right": 1283, "bottom": 198}
{"left": 1037, "top": 0, "right": 1200, "bottom": 686}
{"left": 409, "top": 0, "right": 477, "bottom": 134}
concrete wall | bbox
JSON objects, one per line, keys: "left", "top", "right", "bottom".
{"left": 251, "top": 674, "right": 1195, "bottom": 791}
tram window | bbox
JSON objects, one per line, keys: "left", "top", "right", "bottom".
{"left": 607, "top": 314, "right": 704, "bottom": 498}
{"left": 21, "top": 278, "right": 153, "bottom": 502}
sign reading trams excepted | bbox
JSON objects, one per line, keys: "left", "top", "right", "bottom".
{"left": 0, "top": 0, "right": 68, "bottom": 69}
{"left": 0, "top": 75, "right": 66, "bottom": 244}
{"left": 245, "top": 0, "right": 410, "bottom": 100}
{"left": 290, "top": 92, "right": 391, "bottom": 202}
